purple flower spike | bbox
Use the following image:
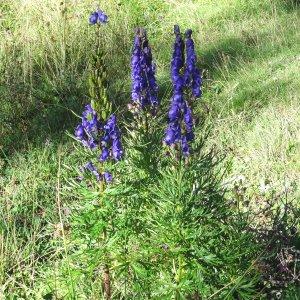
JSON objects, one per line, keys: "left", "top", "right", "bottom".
{"left": 165, "top": 122, "right": 181, "bottom": 145}
{"left": 112, "top": 139, "right": 123, "bottom": 161}
{"left": 74, "top": 104, "right": 123, "bottom": 183}
{"left": 171, "top": 25, "right": 184, "bottom": 93}
{"left": 184, "top": 29, "right": 202, "bottom": 98}
{"left": 164, "top": 25, "right": 199, "bottom": 157}
{"left": 183, "top": 105, "right": 193, "bottom": 132}
{"left": 168, "top": 102, "right": 180, "bottom": 122}
{"left": 130, "top": 28, "right": 159, "bottom": 110}
{"left": 192, "top": 68, "right": 202, "bottom": 98}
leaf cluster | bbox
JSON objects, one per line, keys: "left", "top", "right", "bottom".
{"left": 66, "top": 118, "right": 265, "bottom": 299}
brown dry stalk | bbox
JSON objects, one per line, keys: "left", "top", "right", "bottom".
{"left": 103, "top": 263, "right": 111, "bottom": 300}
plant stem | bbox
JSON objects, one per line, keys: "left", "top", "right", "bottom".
{"left": 98, "top": 176, "right": 111, "bottom": 299}
{"left": 103, "top": 262, "right": 111, "bottom": 300}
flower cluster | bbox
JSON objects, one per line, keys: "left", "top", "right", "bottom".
{"left": 165, "top": 94, "right": 194, "bottom": 157}
{"left": 171, "top": 25, "right": 184, "bottom": 93}
{"left": 75, "top": 104, "right": 102, "bottom": 149}
{"left": 99, "top": 114, "right": 123, "bottom": 162}
{"left": 79, "top": 162, "right": 112, "bottom": 184}
{"left": 89, "top": 10, "right": 108, "bottom": 25}
{"left": 183, "top": 29, "right": 202, "bottom": 98}
{"left": 130, "top": 28, "right": 158, "bottom": 110}
{"left": 165, "top": 25, "right": 202, "bottom": 157}
{"left": 75, "top": 105, "right": 123, "bottom": 182}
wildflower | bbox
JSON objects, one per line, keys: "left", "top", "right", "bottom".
{"left": 89, "top": 10, "right": 108, "bottom": 25}
{"left": 104, "top": 172, "right": 113, "bottom": 183}
{"left": 99, "top": 147, "right": 109, "bottom": 162}
{"left": 171, "top": 25, "right": 184, "bottom": 93}
{"left": 165, "top": 122, "right": 181, "bottom": 145}
{"left": 183, "top": 29, "right": 202, "bottom": 98}
{"left": 181, "top": 136, "right": 190, "bottom": 157}
{"left": 165, "top": 98, "right": 194, "bottom": 151}
{"left": 143, "top": 37, "right": 159, "bottom": 106}
{"left": 85, "top": 162, "right": 101, "bottom": 181}
{"left": 183, "top": 105, "right": 194, "bottom": 141}
{"left": 164, "top": 25, "right": 196, "bottom": 157}
{"left": 74, "top": 106, "right": 123, "bottom": 184}
{"left": 75, "top": 104, "right": 101, "bottom": 150}
{"left": 100, "top": 114, "right": 123, "bottom": 162}
{"left": 75, "top": 106, "right": 123, "bottom": 160}
{"left": 130, "top": 28, "right": 158, "bottom": 110}
{"left": 75, "top": 124, "right": 85, "bottom": 140}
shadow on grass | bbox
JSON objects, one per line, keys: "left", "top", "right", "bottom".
{"left": 0, "top": 84, "right": 84, "bottom": 158}
{"left": 282, "top": 0, "right": 300, "bottom": 12}
{"left": 0, "top": 19, "right": 294, "bottom": 157}
{"left": 256, "top": 212, "right": 300, "bottom": 297}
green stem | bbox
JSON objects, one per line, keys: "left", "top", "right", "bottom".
{"left": 97, "top": 170, "right": 111, "bottom": 299}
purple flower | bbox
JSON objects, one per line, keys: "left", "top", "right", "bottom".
{"left": 74, "top": 106, "right": 123, "bottom": 183}
{"left": 88, "top": 137, "right": 98, "bottom": 150}
{"left": 130, "top": 28, "right": 159, "bottom": 109}
{"left": 89, "top": 12, "right": 98, "bottom": 25}
{"left": 75, "top": 124, "right": 85, "bottom": 140}
{"left": 171, "top": 25, "right": 184, "bottom": 93}
{"left": 168, "top": 102, "right": 180, "bottom": 122}
{"left": 85, "top": 162, "right": 101, "bottom": 181}
{"left": 75, "top": 107, "right": 123, "bottom": 161}
{"left": 165, "top": 97, "right": 194, "bottom": 149}
{"left": 89, "top": 10, "right": 108, "bottom": 25}
{"left": 165, "top": 122, "right": 181, "bottom": 145}
{"left": 164, "top": 25, "right": 197, "bottom": 157}
{"left": 183, "top": 105, "right": 193, "bottom": 133}
{"left": 75, "top": 105, "right": 100, "bottom": 150}
{"left": 100, "top": 114, "right": 123, "bottom": 162}
{"left": 143, "top": 37, "right": 159, "bottom": 106}
{"left": 99, "top": 147, "right": 109, "bottom": 162}
{"left": 112, "top": 139, "right": 123, "bottom": 160}
{"left": 183, "top": 29, "right": 202, "bottom": 98}
{"left": 82, "top": 104, "right": 99, "bottom": 133}
{"left": 104, "top": 172, "right": 113, "bottom": 183}
{"left": 181, "top": 136, "right": 190, "bottom": 157}
{"left": 192, "top": 68, "right": 202, "bottom": 98}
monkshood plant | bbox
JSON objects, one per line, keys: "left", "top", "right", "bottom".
{"left": 69, "top": 9, "right": 125, "bottom": 300}
{"left": 125, "top": 25, "right": 263, "bottom": 299}
{"left": 65, "top": 13, "right": 266, "bottom": 298}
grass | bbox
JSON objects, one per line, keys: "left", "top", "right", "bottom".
{"left": 0, "top": 0, "right": 299, "bottom": 298}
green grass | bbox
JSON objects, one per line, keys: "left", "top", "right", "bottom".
{"left": 0, "top": 0, "right": 299, "bottom": 298}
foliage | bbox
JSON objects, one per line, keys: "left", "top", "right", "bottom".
{"left": 65, "top": 14, "right": 265, "bottom": 295}
{"left": 66, "top": 121, "right": 263, "bottom": 299}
